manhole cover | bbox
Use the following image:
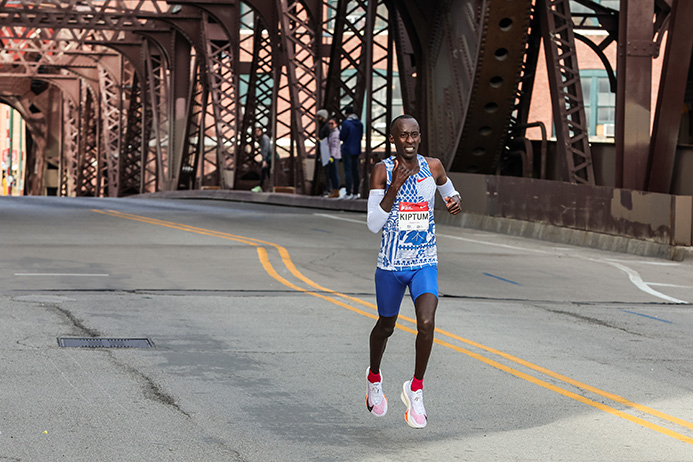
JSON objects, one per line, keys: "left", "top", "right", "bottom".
{"left": 57, "top": 337, "right": 154, "bottom": 348}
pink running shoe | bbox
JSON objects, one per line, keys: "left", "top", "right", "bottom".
{"left": 365, "top": 367, "right": 388, "bottom": 417}
{"left": 401, "top": 380, "right": 427, "bottom": 428}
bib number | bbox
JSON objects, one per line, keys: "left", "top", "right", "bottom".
{"left": 398, "top": 202, "right": 429, "bottom": 231}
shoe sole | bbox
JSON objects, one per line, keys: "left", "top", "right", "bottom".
{"left": 400, "top": 382, "right": 427, "bottom": 429}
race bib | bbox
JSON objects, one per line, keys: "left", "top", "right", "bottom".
{"left": 398, "top": 201, "right": 429, "bottom": 231}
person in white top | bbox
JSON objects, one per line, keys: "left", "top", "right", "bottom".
{"left": 326, "top": 118, "right": 342, "bottom": 198}
{"left": 364, "top": 114, "right": 461, "bottom": 428}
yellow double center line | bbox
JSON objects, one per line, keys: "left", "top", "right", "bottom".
{"left": 95, "top": 208, "right": 693, "bottom": 445}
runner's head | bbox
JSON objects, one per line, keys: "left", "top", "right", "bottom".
{"left": 389, "top": 115, "right": 421, "bottom": 160}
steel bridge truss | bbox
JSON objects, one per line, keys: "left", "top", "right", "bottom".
{"left": 3, "top": 0, "right": 682, "bottom": 197}
{"left": 0, "top": 0, "right": 409, "bottom": 197}
{"left": 539, "top": 0, "right": 594, "bottom": 184}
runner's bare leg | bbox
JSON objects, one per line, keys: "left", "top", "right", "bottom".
{"left": 413, "top": 293, "right": 438, "bottom": 380}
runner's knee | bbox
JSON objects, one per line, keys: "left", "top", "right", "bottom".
{"left": 375, "top": 316, "right": 397, "bottom": 337}
{"left": 416, "top": 317, "right": 435, "bottom": 337}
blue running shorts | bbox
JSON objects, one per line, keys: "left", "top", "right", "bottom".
{"left": 374, "top": 266, "right": 439, "bottom": 317}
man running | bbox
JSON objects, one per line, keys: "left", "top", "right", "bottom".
{"left": 365, "top": 114, "right": 461, "bottom": 428}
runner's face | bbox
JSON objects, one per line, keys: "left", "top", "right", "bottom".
{"left": 390, "top": 119, "right": 421, "bottom": 160}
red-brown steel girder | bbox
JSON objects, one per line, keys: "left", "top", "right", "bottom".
{"left": 539, "top": 0, "right": 594, "bottom": 184}
{"left": 615, "top": 0, "right": 653, "bottom": 190}
{"left": 6, "top": 0, "right": 690, "bottom": 202}
{"left": 647, "top": 0, "right": 693, "bottom": 193}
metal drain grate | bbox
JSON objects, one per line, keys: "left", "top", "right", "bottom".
{"left": 57, "top": 337, "right": 154, "bottom": 348}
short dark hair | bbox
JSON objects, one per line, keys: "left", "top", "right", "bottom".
{"left": 343, "top": 104, "right": 354, "bottom": 115}
{"left": 389, "top": 114, "right": 418, "bottom": 134}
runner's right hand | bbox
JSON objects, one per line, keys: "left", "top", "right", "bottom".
{"left": 391, "top": 159, "right": 413, "bottom": 190}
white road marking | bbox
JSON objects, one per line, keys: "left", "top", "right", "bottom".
{"left": 14, "top": 273, "right": 110, "bottom": 277}
{"left": 645, "top": 282, "right": 693, "bottom": 289}
{"left": 313, "top": 213, "right": 365, "bottom": 225}
{"left": 604, "top": 258, "right": 680, "bottom": 266}
{"left": 590, "top": 259, "right": 688, "bottom": 304}
{"left": 437, "top": 233, "right": 552, "bottom": 254}
{"left": 315, "top": 213, "right": 690, "bottom": 304}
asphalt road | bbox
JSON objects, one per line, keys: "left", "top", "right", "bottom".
{"left": 2, "top": 195, "right": 693, "bottom": 461}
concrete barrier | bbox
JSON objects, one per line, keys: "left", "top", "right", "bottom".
{"left": 440, "top": 173, "right": 693, "bottom": 259}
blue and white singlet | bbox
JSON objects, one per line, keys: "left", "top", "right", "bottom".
{"left": 377, "top": 154, "right": 437, "bottom": 271}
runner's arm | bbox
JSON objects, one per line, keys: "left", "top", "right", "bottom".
{"left": 367, "top": 163, "right": 390, "bottom": 233}
{"left": 427, "top": 157, "right": 462, "bottom": 214}
{"left": 436, "top": 178, "right": 459, "bottom": 201}
{"left": 367, "top": 189, "right": 388, "bottom": 233}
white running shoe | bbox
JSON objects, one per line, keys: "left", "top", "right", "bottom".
{"left": 365, "top": 367, "right": 388, "bottom": 417}
{"left": 401, "top": 381, "right": 427, "bottom": 428}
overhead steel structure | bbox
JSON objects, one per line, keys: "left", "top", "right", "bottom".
{"left": 0, "top": 0, "right": 690, "bottom": 197}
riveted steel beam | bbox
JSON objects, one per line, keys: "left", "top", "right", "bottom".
{"left": 119, "top": 70, "right": 144, "bottom": 196}
{"left": 322, "top": 0, "right": 369, "bottom": 119}
{"left": 615, "top": 0, "right": 653, "bottom": 190}
{"left": 647, "top": 0, "right": 693, "bottom": 193}
{"left": 177, "top": 56, "right": 203, "bottom": 190}
{"left": 200, "top": 10, "right": 238, "bottom": 189}
{"left": 143, "top": 42, "right": 168, "bottom": 192}
{"left": 502, "top": 1, "right": 541, "bottom": 178}
{"left": 96, "top": 53, "right": 122, "bottom": 196}
{"left": 0, "top": 0, "right": 173, "bottom": 31}
{"left": 274, "top": 0, "right": 319, "bottom": 193}
{"left": 361, "top": 0, "right": 395, "bottom": 196}
{"left": 539, "top": 0, "right": 594, "bottom": 184}
{"left": 0, "top": 84, "right": 48, "bottom": 196}
{"left": 391, "top": 6, "right": 417, "bottom": 117}
{"left": 72, "top": 75, "right": 100, "bottom": 196}
{"left": 235, "top": 12, "right": 275, "bottom": 189}
{"left": 0, "top": 56, "right": 115, "bottom": 196}
{"left": 0, "top": 1, "right": 203, "bottom": 195}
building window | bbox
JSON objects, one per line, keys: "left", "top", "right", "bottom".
{"left": 581, "top": 70, "right": 616, "bottom": 138}
{"left": 240, "top": 3, "right": 254, "bottom": 31}
{"left": 571, "top": 0, "right": 619, "bottom": 27}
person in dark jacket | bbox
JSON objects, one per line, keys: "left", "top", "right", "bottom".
{"left": 317, "top": 109, "right": 330, "bottom": 141}
{"left": 339, "top": 105, "right": 364, "bottom": 199}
